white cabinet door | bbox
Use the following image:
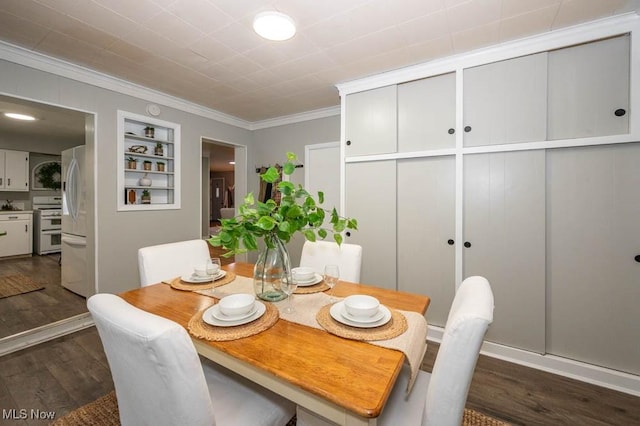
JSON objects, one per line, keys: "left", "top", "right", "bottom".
{"left": 547, "top": 143, "right": 640, "bottom": 375}
{"left": 345, "top": 161, "right": 396, "bottom": 289}
{"left": 345, "top": 86, "right": 397, "bottom": 157}
{"left": 464, "top": 150, "right": 546, "bottom": 353}
{"left": 398, "top": 156, "right": 455, "bottom": 326}
{"left": 548, "top": 35, "right": 630, "bottom": 140}
{"left": 0, "top": 151, "right": 5, "bottom": 189}
{"left": 398, "top": 73, "right": 456, "bottom": 152}
{"left": 463, "top": 53, "right": 547, "bottom": 147}
{"left": 0, "top": 218, "right": 30, "bottom": 257}
{"left": 4, "top": 150, "right": 29, "bottom": 191}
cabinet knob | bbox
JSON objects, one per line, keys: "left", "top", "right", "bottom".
{"left": 346, "top": 231, "right": 351, "bottom": 237}
{"left": 448, "top": 128, "right": 455, "bottom": 135}
{"left": 614, "top": 108, "right": 626, "bottom": 117}
{"left": 463, "top": 241, "right": 471, "bottom": 248}
{"left": 447, "top": 239, "right": 454, "bottom": 245}
{"left": 464, "top": 126, "right": 472, "bottom": 133}
{"left": 635, "top": 255, "right": 640, "bottom": 263}
{"left": 346, "top": 140, "right": 352, "bottom": 146}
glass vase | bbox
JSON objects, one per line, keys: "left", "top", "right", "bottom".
{"left": 253, "top": 234, "right": 291, "bottom": 302}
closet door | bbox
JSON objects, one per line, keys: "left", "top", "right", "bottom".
{"left": 397, "top": 156, "right": 455, "bottom": 326}
{"left": 345, "top": 161, "right": 396, "bottom": 289}
{"left": 464, "top": 150, "right": 546, "bottom": 353}
{"left": 463, "top": 53, "right": 547, "bottom": 147}
{"left": 548, "top": 35, "right": 630, "bottom": 140}
{"left": 547, "top": 143, "right": 640, "bottom": 375}
{"left": 398, "top": 73, "right": 456, "bottom": 152}
{"left": 345, "top": 86, "right": 397, "bottom": 157}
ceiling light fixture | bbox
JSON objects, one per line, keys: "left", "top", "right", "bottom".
{"left": 253, "top": 11, "right": 296, "bottom": 41}
{"left": 229, "top": 161, "right": 236, "bottom": 165}
{"left": 4, "top": 112, "right": 36, "bottom": 121}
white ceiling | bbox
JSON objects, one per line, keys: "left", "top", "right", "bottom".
{"left": 0, "top": 0, "right": 638, "bottom": 124}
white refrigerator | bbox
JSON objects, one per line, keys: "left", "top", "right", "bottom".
{"left": 61, "top": 145, "right": 90, "bottom": 297}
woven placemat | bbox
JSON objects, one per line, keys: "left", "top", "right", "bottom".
{"left": 188, "top": 301, "right": 279, "bottom": 341}
{"left": 168, "top": 271, "right": 236, "bottom": 291}
{"left": 294, "top": 281, "right": 329, "bottom": 294}
{"left": 316, "top": 304, "right": 407, "bottom": 341}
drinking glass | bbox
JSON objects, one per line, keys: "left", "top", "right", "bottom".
{"left": 282, "top": 270, "right": 299, "bottom": 314}
{"left": 324, "top": 264, "right": 340, "bottom": 303}
{"left": 206, "top": 257, "right": 221, "bottom": 276}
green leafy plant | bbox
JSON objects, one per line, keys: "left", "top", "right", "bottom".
{"left": 127, "top": 156, "right": 138, "bottom": 162}
{"left": 36, "top": 161, "right": 61, "bottom": 190}
{"left": 142, "top": 189, "right": 150, "bottom": 196}
{"left": 209, "top": 152, "right": 357, "bottom": 257}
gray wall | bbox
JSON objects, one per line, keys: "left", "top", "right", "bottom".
{"left": 251, "top": 116, "right": 340, "bottom": 266}
{"left": 0, "top": 58, "right": 253, "bottom": 294}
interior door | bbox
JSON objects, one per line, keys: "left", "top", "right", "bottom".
{"left": 210, "top": 177, "right": 224, "bottom": 221}
{"left": 546, "top": 143, "right": 640, "bottom": 375}
{"left": 464, "top": 150, "right": 546, "bottom": 353}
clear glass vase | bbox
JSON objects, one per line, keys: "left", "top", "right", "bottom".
{"left": 253, "top": 234, "right": 291, "bottom": 302}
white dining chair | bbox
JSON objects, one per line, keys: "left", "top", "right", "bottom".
{"left": 138, "top": 239, "right": 210, "bottom": 286}
{"left": 88, "top": 293, "right": 296, "bottom": 426}
{"left": 378, "top": 276, "right": 494, "bottom": 426}
{"left": 299, "top": 240, "right": 363, "bottom": 283}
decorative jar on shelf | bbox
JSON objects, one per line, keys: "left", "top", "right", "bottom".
{"left": 143, "top": 161, "right": 152, "bottom": 171}
{"left": 141, "top": 189, "right": 151, "bottom": 204}
{"left": 157, "top": 162, "right": 165, "bottom": 172}
{"left": 144, "top": 126, "right": 155, "bottom": 138}
{"left": 138, "top": 173, "right": 152, "bottom": 187}
{"left": 154, "top": 142, "right": 163, "bottom": 156}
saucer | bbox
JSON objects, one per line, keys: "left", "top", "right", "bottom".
{"left": 330, "top": 301, "right": 391, "bottom": 328}
{"left": 294, "top": 273, "right": 323, "bottom": 287}
{"left": 204, "top": 302, "right": 266, "bottom": 327}
{"left": 341, "top": 307, "right": 386, "bottom": 324}
{"left": 181, "top": 270, "right": 226, "bottom": 284}
{"left": 211, "top": 304, "right": 258, "bottom": 322}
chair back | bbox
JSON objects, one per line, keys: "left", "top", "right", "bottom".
{"left": 423, "top": 276, "right": 494, "bottom": 426}
{"left": 299, "top": 240, "right": 363, "bottom": 282}
{"left": 138, "top": 239, "right": 210, "bottom": 286}
{"left": 87, "top": 293, "right": 215, "bottom": 426}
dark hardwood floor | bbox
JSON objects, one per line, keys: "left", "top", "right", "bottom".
{"left": 2, "top": 328, "right": 638, "bottom": 425}
{"left": 0, "top": 255, "right": 87, "bottom": 339}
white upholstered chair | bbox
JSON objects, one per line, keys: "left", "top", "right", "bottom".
{"left": 138, "top": 239, "right": 210, "bottom": 286}
{"left": 379, "top": 276, "right": 494, "bottom": 426}
{"left": 299, "top": 240, "right": 363, "bottom": 283}
{"left": 220, "top": 207, "right": 235, "bottom": 220}
{"left": 88, "top": 293, "right": 295, "bottom": 426}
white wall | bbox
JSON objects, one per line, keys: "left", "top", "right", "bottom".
{"left": 0, "top": 58, "right": 253, "bottom": 294}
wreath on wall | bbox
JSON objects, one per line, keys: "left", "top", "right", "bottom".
{"left": 33, "top": 161, "right": 62, "bottom": 190}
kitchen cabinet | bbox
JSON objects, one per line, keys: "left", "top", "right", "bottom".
{"left": 548, "top": 34, "right": 630, "bottom": 140}
{"left": 398, "top": 73, "right": 456, "bottom": 151}
{"left": 0, "top": 212, "right": 32, "bottom": 257}
{"left": 0, "top": 150, "right": 29, "bottom": 191}
{"left": 345, "top": 160, "right": 396, "bottom": 289}
{"left": 547, "top": 143, "right": 640, "bottom": 375}
{"left": 117, "top": 111, "right": 180, "bottom": 211}
{"left": 463, "top": 53, "right": 547, "bottom": 147}
{"left": 463, "top": 150, "right": 546, "bottom": 353}
{"left": 397, "top": 156, "right": 455, "bottom": 326}
{"left": 345, "top": 86, "right": 397, "bottom": 157}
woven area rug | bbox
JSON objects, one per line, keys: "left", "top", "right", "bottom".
{"left": 0, "top": 274, "right": 44, "bottom": 299}
{"left": 50, "top": 391, "right": 510, "bottom": 425}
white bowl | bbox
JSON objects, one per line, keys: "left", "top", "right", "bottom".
{"left": 194, "top": 267, "right": 209, "bottom": 277}
{"left": 344, "top": 295, "right": 380, "bottom": 318}
{"left": 219, "top": 293, "right": 255, "bottom": 317}
{"left": 291, "top": 266, "right": 315, "bottom": 282}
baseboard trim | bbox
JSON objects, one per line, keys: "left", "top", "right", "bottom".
{"left": 0, "top": 313, "right": 94, "bottom": 357}
{"left": 428, "top": 325, "right": 640, "bottom": 397}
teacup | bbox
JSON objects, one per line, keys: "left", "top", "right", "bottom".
{"left": 344, "top": 295, "right": 380, "bottom": 318}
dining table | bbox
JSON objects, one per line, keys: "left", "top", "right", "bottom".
{"left": 119, "top": 262, "right": 430, "bottom": 426}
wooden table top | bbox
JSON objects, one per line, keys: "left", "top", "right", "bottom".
{"left": 119, "top": 262, "right": 430, "bottom": 419}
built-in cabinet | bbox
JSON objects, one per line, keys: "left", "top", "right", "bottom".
{"left": 340, "top": 27, "right": 638, "bottom": 377}
{"left": 117, "top": 111, "right": 181, "bottom": 211}
{"left": 0, "top": 212, "right": 32, "bottom": 257}
{"left": 0, "top": 149, "right": 29, "bottom": 191}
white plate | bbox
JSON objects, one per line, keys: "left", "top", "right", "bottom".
{"left": 180, "top": 270, "right": 226, "bottom": 284}
{"left": 203, "top": 301, "right": 266, "bottom": 327}
{"left": 211, "top": 304, "right": 258, "bottom": 322}
{"left": 341, "top": 307, "right": 386, "bottom": 324}
{"left": 294, "top": 273, "right": 323, "bottom": 287}
{"left": 330, "top": 301, "right": 391, "bottom": 328}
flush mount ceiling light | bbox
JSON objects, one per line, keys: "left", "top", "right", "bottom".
{"left": 4, "top": 112, "right": 36, "bottom": 121}
{"left": 253, "top": 11, "right": 296, "bottom": 41}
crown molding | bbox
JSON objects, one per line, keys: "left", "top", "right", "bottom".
{"left": 0, "top": 40, "right": 342, "bottom": 131}
{"left": 250, "top": 105, "right": 340, "bottom": 130}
